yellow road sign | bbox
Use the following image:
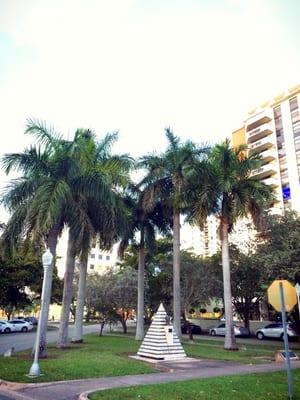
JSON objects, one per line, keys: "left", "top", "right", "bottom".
{"left": 267, "top": 280, "right": 297, "bottom": 312}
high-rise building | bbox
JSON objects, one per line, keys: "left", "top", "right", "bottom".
{"left": 233, "top": 84, "right": 300, "bottom": 213}
{"left": 192, "top": 84, "right": 300, "bottom": 257}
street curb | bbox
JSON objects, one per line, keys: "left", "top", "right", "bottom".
{"left": 0, "top": 389, "right": 34, "bottom": 400}
{"left": 78, "top": 391, "right": 90, "bottom": 400}
{"left": 0, "top": 379, "right": 28, "bottom": 391}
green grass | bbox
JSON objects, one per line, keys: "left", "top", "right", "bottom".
{"left": 0, "top": 335, "right": 155, "bottom": 383}
{"left": 1, "top": 333, "right": 299, "bottom": 384}
{"left": 90, "top": 370, "right": 300, "bottom": 400}
{"left": 183, "top": 337, "right": 299, "bottom": 364}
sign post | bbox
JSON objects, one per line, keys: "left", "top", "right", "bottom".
{"left": 295, "top": 283, "right": 300, "bottom": 320}
{"left": 268, "top": 279, "right": 297, "bottom": 400}
{"left": 279, "top": 282, "right": 294, "bottom": 400}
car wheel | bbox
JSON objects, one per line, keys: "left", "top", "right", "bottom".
{"left": 4, "top": 327, "right": 11, "bottom": 333}
{"left": 21, "top": 327, "right": 28, "bottom": 332}
{"left": 256, "top": 331, "right": 264, "bottom": 340}
{"left": 210, "top": 330, "right": 216, "bottom": 336}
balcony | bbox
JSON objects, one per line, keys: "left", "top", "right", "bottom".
{"left": 262, "top": 176, "right": 279, "bottom": 187}
{"left": 249, "top": 136, "right": 275, "bottom": 154}
{"left": 246, "top": 109, "right": 273, "bottom": 131}
{"left": 260, "top": 149, "right": 276, "bottom": 163}
{"left": 247, "top": 122, "right": 273, "bottom": 143}
{"left": 252, "top": 163, "right": 277, "bottom": 179}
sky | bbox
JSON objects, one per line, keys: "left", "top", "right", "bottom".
{"left": 0, "top": 0, "right": 300, "bottom": 222}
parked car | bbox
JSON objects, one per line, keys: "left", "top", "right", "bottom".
{"left": 0, "top": 319, "right": 33, "bottom": 333}
{"left": 23, "top": 316, "right": 38, "bottom": 326}
{"left": 0, "top": 321, "right": 14, "bottom": 333}
{"left": 209, "top": 323, "right": 249, "bottom": 337}
{"left": 255, "top": 323, "right": 298, "bottom": 340}
{"left": 181, "top": 320, "right": 202, "bottom": 335}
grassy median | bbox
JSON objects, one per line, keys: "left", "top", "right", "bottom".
{"left": 90, "top": 370, "right": 300, "bottom": 400}
{"left": 0, "top": 333, "right": 299, "bottom": 383}
{"left": 0, "top": 334, "right": 155, "bottom": 383}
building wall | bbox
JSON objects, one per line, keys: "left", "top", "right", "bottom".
{"left": 244, "top": 84, "right": 300, "bottom": 213}
{"left": 87, "top": 242, "right": 119, "bottom": 275}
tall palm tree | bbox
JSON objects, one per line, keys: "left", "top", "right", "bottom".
{"left": 71, "top": 135, "right": 133, "bottom": 344}
{"left": 187, "top": 140, "right": 274, "bottom": 350}
{"left": 0, "top": 121, "right": 120, "bottom": 355}
{"left": 1, "top": 131, "right": 67, "bottom": 357}
{"left": 119, "top": 185, "right": 170, "bottom": 341}
{"left": 140, "top": 128, "right": 208, "bottom": 341}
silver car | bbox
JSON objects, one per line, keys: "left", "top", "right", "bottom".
{"left": 209, "top": 323, "right": 250, "bottom": 337}
{"left": 256, "top": 323, "right": 298, "bottom": 340}
{"left": 0, "top": 320, "right": 33, "bottom": 333}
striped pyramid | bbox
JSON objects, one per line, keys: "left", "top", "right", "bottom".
{"left": 137, "top": 303, "right": 186, "bottom": 360}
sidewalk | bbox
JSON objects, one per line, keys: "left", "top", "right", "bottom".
{"left": 1, "top": 359, "right": 297, "bottom": 400}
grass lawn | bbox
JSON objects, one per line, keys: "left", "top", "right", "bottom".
{"left": 0, "top": 333, "right": 299, "bottom": 384}
{"left": 90, "top": 370, "right": 300, "bottom": 400}
{"left": 183, "top": 337, "right": 298, "bottom": 364}
{"left": 0, "top": 335, "right": 155, "bottom": 383}
{"left": 109, "top": 332, "right": 300, "bottom": 364}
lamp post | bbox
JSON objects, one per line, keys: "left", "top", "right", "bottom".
{"left": 28, "top": 249, "right": 53, "bottom": 377}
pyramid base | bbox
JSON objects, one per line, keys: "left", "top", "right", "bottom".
{"left": 131, "top": 354, "right": 187, "bottom": 362}
{"left": 136, "top": 352, "right": 187, "bottom": 361}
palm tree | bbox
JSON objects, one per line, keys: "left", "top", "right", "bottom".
{"left": 0, "top": 121, "right": 119, "bottom": 354}
{"left": 187, "top": 140, "right": 274, "bottom": 350}
{"left": 71, "top": 135, "right": 133, "bottom": 344}
{"left": 1, "top": 128, "right": 68, "bottom": 357}
{"left": 140, "top": 128, "right": 207, "bottom": 341}
{"left": 119, "top": 185, "right": 170, "bottom": 341}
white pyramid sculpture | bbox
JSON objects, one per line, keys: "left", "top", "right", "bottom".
{"left": 137, "top": 303, "right": 186, "bottom": 360}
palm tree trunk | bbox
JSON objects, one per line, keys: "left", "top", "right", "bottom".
{"left": 221, "top": 220, "right": 238, "bottom": 351}
{"left": 72, "top": 255, "right": 88, "bottom": 343}
{"left": 135, "top": 227, "right": 145, "bottom": 341}
{"left": 38, "top": 223, "right": 60, "bottom": 358}
{"left": 57, "top": 230, "right": 76, "bottom": 348}
{"left": 173, "top": 211, "right": 182, "bottom": 342}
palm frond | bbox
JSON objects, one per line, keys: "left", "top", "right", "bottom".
{"left": 25, "top": 118, "right": 63, "bottom": 151}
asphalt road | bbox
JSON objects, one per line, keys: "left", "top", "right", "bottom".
{"left": 0, "top": 324, "right": 101, "bottom": 355}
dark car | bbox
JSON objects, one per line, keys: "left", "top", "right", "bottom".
{"left": 23, "top": 317, "right": 38, "bottom": 326}
{"left": 181, "top": 320, "right": 202, "bottom": 335}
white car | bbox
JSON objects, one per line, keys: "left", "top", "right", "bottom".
{"left": 209, "top": 323, "right": 250, "bottom": 337}
{"left": 0, "top": 319, "right": 33, "bottom": 333}
{"left": 256, "top": 323, "right": 298, "bottom": 340}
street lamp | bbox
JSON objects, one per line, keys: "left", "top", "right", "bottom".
{"left": 28, "top": 248, "right": 53, "bottom": 377}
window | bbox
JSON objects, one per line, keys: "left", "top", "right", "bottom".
{"left": 106, "top": 255, "right": 110, "bottom": 260}
{"left": 290, "top": 97, "right": 298, "bottom": 112}
{"left": 98, "top": 254, "right": 103, "bottom": 260}
{"left": 91, "top": 254, "right": 95, "bottom": 259}
{"left": 90, "top": 264, "right": 94, "bottom": 270}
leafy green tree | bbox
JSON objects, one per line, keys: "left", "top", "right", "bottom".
{"left": 257, "top": 211, "right": 300, "bottom": 282}
{"left": 207, "top": 246, "right": 268, "bottom": 330}
{"left": 188, "top": 140, "right": 274, "bottom": 350}
{"left": 0, "top": 239, "right": 63, "bottom": 320}
{"left": 85, "top": 268, "right": 138, "bottom": 334}
{"left": 254, "top": 211, "right": 300, "bottom": 329}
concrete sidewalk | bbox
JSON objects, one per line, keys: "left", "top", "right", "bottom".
{"left": 2, "top": 359, "right": 300, "bottom": 400}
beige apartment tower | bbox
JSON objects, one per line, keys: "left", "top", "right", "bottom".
{"left": 233, "top": 84, "right": 300, "bottom": 213}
